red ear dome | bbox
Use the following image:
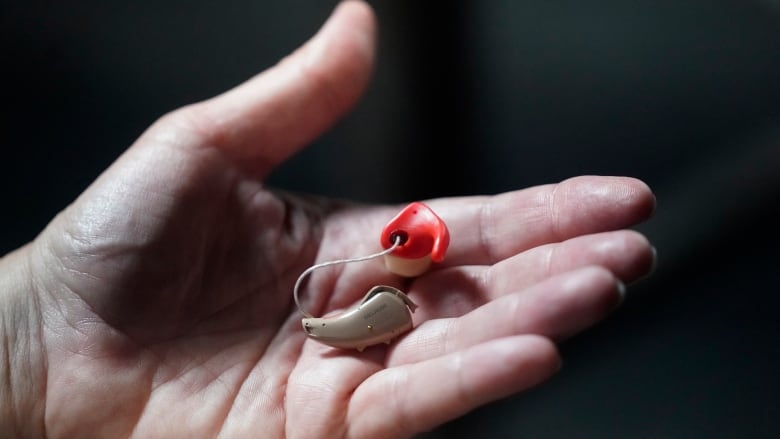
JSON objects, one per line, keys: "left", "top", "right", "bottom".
{"left": 380, "top": 202, "right": 450, "bottom": 263}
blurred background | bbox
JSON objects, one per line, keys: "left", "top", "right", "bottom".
{"left": 2, "top": 0, "right": 779, "bottom": 436}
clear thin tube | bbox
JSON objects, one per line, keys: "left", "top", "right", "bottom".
{"left": 293, "top": 237, "right": 402, "bottom": 318}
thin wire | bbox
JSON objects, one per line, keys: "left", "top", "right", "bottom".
{"left": 293, "top": 236, "right": 402, "bottom": 318}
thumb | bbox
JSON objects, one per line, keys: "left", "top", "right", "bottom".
{"left": 145, "top": 0, "right": 377, "bottom": 178}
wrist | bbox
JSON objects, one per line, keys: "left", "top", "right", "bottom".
{"left": 0, "top": 245, "right": 47, "bottom": 437}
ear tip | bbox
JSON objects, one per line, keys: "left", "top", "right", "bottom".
{"left": 381, "top": 201, "right": 451, "bottom": 261}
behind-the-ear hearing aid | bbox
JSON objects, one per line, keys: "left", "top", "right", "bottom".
{"left": 302, "top": 285, "right": 417, "bottom": 352}
{"left": 294, "top": 202, "right": 449, "bottom": 351}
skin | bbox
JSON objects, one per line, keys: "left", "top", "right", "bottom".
{"left": 0, "top": 1, "right": 657, "bottom": 438}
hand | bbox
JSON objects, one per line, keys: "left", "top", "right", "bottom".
{"left": 0, "top": 1, "right": 656, "bottom": 438}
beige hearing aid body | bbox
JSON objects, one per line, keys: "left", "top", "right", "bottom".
{"left": 302, "top": 285, "right": 418, "bottom": 352}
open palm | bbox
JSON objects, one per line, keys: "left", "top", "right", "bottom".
{"left": 7, "top": 2, "right": 655, "bottom": 438}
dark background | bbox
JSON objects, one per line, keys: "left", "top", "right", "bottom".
{"left": 3, "top": 0, "right": 780, "bottom": 437}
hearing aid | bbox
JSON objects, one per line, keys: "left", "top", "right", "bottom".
{"left": 302, "top": 285, "right": 417, "bottom": 352}
{"left": 293, "top": 201, "right": 450, "bottom": 351}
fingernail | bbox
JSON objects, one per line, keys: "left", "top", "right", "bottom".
{"left": 616, "top": 279, "right": 627, "bottom": 305}
{"left": 635, "top": 245, "right": 658, "bottom": 284}
{"left": 649, "top": 246, "right": 658, "bottom": 276}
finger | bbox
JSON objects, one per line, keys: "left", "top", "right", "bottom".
{"left": 482, "top": 229, "right": 655, "bottom": 297}
{"left": 425, "top": 175, "right": 656, "bottom": 267}
{"left": 348, "top": 335, "right": 559, "bottom": 439}
{"left": 388, "top": 266, "right": 622, "bottom": 366}
{"left": 409, "top": 229, "right": 654, "bottom": 319}
{"left": 143, "top": 0, "right": 377, "bottom": 178}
